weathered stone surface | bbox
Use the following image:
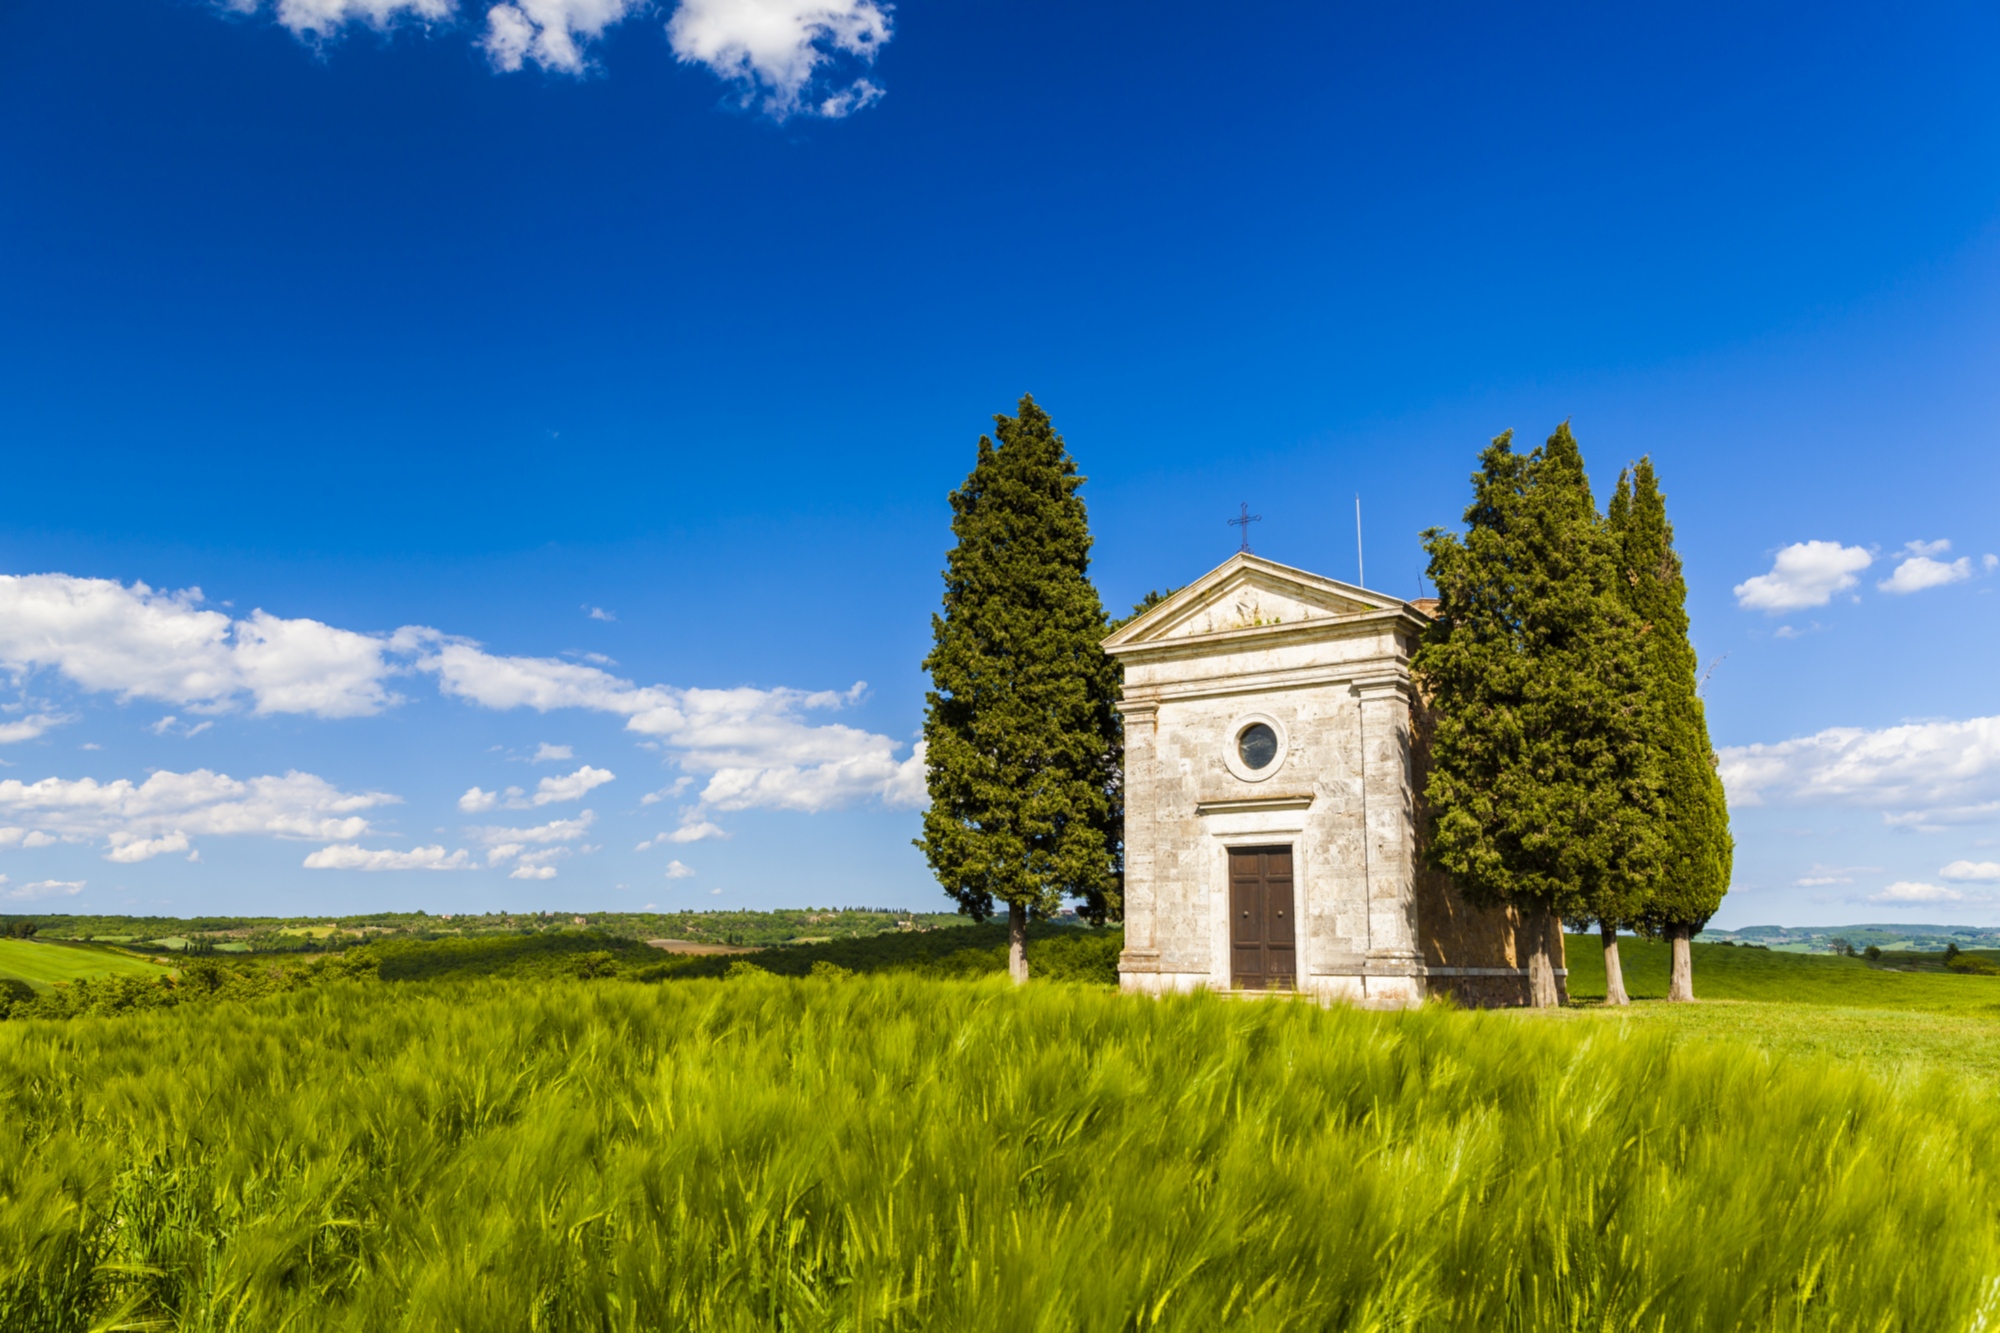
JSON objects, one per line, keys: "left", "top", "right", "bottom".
{"left": 1105, "top": 553, "right": 1561, "bottom": 1009}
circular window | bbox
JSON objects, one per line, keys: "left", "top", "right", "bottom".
{"left": 1237, "top": 723, "right": 1278, "bottom": 771}
{"left": 1222, "top": 713, "right": 1288, "bottom": 783}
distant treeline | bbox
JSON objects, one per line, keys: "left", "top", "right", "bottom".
{"left": 0, "top": 907, "right": 970, "bottom": 955}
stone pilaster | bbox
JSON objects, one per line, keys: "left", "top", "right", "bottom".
{"left": 1354, "top": 676, "right": 1421, "bottom": 972}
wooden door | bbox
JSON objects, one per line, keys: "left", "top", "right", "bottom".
{"left": 1228, "top": 845, "right": 1296, "bottom": 990}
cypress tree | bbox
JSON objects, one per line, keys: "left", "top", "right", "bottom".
{"left": 1415, "top": 424, "right": 1664, "bottom": 1007}
{"left": 1611, "top": 457, "right": 1733, "bottom": 1001}
{"left": 917, "top": 395, "right": 1122, "bottom": 983}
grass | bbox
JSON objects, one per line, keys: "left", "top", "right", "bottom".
{"left": 7, "top": 973, "right": 2000, "bottom": 1330}
{"left": 0, "top": 938, "right": 170, "bottom": 991}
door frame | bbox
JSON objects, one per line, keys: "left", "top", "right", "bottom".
{"left": 1208, "top": 828, "right": 1306, "bottom": 990}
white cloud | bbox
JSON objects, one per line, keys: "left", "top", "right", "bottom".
{"left": 667, "top": 0, "right": 890, "bottom": 118}
{"left": 5, "top": 878, "right": 83, "bottom": 902}
{"left": 667, "top": 819, "right": 729, "bottom": 844}
{"left": 484, "top": 842, "right": 524, "bottom": 866}
{"left": 1879, "top": 540, "right": 1974, "bottom": 595}
{"left": 482, "top": 0, "right": 642, "bottom": 72}
{"left": 0, "top": 768, "right": 397, "bottom": 862}
{"left": 1871, "top": 881, "right": 1964, "bottom": 903}
{"left": 0, "top": 576, "right": 398, "bottom": 718}
{"left": 584, "top": 606, "right": 615, "bottom": 622}
{"left": 472, "top": 812, "right": 595, "bottom": 847}
{"left": 1940, "top": 860, "right": 2000, "bottom": 882}
{"left": 1718, "top": 716, "right": 2000, "bottom": 826}
{"left": 1733, "top": 542, "right": 1873, "bottom": 613}
{"left": 303, "top": 843, "right": 475, "bottom": 871}
{"left": 420, "top": 640, "right": 917, "bottom": 812}
{"left": 239, "top": 0, "right": 455, "bottom": 40}
{"left": 531, "top": 764, "right": 614, "bottom": 805}
{"left": 0, "top": 713, "right": 70, "bottom": 744}
{"left": 664, "top": 859, "right": 694, "bottom": 879}
{"left": 458, "top": 786, "right": 500, "bottom": 813}
{"left": 532, "top": 743, "right": 574, "bottom": 762}
{"left": 106, "top": 831, "right": 190, "bottom": 864}
{"left": 505, "top": 846, "right": 571, "bottom": 879}
{"left": 226, "top": 0, "right": 892, "bottom": 118}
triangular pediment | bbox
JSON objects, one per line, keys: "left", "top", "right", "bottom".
{"left": 1104, "top": 554, "right": 1407, "bottom": 650}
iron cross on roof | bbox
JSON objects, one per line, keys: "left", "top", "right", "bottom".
{"left": 1229, "top": 502, "right": 1262, "bottom": 553}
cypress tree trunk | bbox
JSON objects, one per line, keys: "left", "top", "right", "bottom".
{"left": 1008, "top": 901, "right": 1029, "bottom": 985}
{"left": 1667, "top": 924, "right": 1695, "bottom": 1002}
{"left": 1526, "top": 914, "right": 1560, "bottom": 1008}
{"left": 1600, "top": 921, "right": 1630, "bottom": 1005}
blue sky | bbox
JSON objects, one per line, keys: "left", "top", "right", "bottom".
{"left": 1, "top": 0, "right": 1997, "bottom": 926}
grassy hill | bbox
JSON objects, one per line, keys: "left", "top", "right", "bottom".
{"left": 1564, "top": 933, "right": 2000, "bottom": 1007}
{"left": 1560, "top": 932, "right": 2000, "bottom": 1083}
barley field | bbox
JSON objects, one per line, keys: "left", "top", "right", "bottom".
{"left": 5, "top": 970, "right": 1996, "bottom": 1331}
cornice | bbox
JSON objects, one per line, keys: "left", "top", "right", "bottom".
{"left": 1118, "top": 655, "right": 1413, "bottom": 707}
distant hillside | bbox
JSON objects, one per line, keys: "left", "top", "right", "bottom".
{"left": 1702, "top": 923, "right": 2000, "bottom": 954}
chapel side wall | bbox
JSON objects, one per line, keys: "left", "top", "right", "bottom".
{"left": 1408, "top": 691, "right": 1570, "bottom": 1007}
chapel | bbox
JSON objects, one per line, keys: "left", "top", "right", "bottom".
{"left": 1102, "top": 552, "right": 1566, "bottom": 1008}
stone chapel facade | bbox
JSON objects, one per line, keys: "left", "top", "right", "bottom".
{"left": 1103, "top": 553, "right": 1566, "bottom": 1008}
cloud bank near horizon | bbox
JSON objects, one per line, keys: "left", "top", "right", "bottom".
{"left": 219, "top": 0, "right": 892, "bottom": 120}
{"left": 0, "top": 573, "right": 924, "bottom": 825}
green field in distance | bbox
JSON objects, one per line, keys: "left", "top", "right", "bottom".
{"left": 0, "top": 938, "right": 172, "bottom": 990}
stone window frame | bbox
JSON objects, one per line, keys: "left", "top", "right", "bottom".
{"left": 1221, "top": 711, "right": 1290, "bottom": 784}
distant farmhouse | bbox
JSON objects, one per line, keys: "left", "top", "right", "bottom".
{"left": 1104, "top": 553, "right": 1562, "bottom": 1007}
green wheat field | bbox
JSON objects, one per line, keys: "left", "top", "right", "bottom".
{"left": 4, "top": 929, "right": 1999, "bottom": 1330}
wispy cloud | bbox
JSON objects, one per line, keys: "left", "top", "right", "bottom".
{"left": 664, "top": 858, "right": 695, "bottom": 879}
{"left": 1940, "top": 860, "right": 2000, "bottom": 882}
{"left": 4, "top": 878, "right": 84, "bottom": 902}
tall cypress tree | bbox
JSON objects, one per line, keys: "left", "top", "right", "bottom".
{"left": 1611, "top": 457, "right": 1733, "bottom": 1001}
{"left": 917, "top": 395, "right": 1122, "bottom": 983}
{"left": 1415, "top": 424, "right": 1664, "bottom": 1007}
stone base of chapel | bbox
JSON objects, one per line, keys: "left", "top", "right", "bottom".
{"left": 1115, "top": 963, "right": 1561, "bottom": 1010}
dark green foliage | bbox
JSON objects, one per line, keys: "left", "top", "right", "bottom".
{"left": 1610, "top": 457, "right": 1733, "bottom": 933}
{"left": 364, "top": 930, "right": 660, "bottom": 982}
{"left": 1415, "top": 425, "right": 1664, "bottom": 925}
{"left": 918, "top": 395, "right": 1123, "bottom": 925}
{"left": 2, "top": 921, "right": 35, "bottom": 940}
{"left": 1109, "top": 587, "right": 1176, "bottom": 633}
